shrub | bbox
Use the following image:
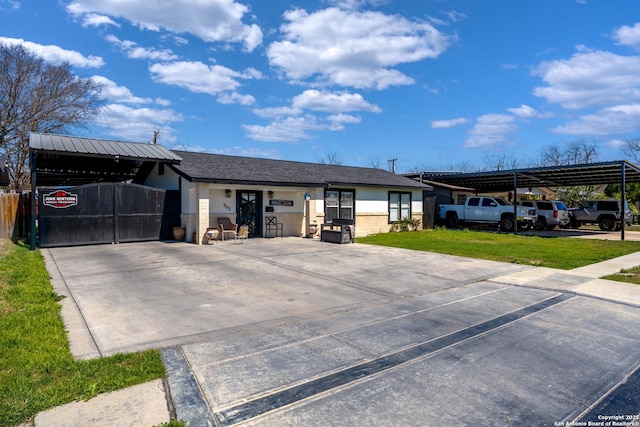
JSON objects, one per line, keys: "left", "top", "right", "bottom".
{"left": 390, "top": 217, "right": 421, "bottom": 232}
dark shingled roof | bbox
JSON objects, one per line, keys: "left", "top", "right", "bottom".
{"left": 170, "top": 150, "right": 430, "bottom": 189}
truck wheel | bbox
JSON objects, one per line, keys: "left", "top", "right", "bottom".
{"left": 599, "top": 217, "right": 616, "bottom": 231}
{"left": 445, "top": 214, "right": 458, "bottom": 228}
{"left": 500, "top": 215, "right": 515, "bottom": 232}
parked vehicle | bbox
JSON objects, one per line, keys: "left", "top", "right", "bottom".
{"left": 519, "top": 200, "right": 570, "bottom": 230}
{"left": 568, "top": 199, "right": 633, "bottom": 231}
{"left": 439, "top": 196, "right": 537, "bottom": 232}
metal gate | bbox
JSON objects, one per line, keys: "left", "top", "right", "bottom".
{"left": 38, "top": 183, "right": 178, "bottom": 247}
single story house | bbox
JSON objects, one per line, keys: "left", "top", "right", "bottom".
{"left": 144, "top": 150, "right": 430, "bottom": 244}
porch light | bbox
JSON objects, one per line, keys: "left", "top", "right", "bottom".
{"left": 225, "top": 189, "right": 232, "bottom": 198}
{"left": 268, "top": 191, "right": 274, "bottom": 199}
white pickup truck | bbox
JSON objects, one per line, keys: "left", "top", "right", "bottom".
{"left": 439, "top": 196, "right": 537, "bottom": 232}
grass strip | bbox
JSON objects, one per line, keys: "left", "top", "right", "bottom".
{"left": 0, "top": 241, "right": 165, "bottom": 426}
{"left": 602, "top": 266, "right": 640, "bottom": 285}
{"left": 356, "top": 228, "right": 640, "bottom": 270}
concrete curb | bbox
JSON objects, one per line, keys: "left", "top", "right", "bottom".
{"left": 33, "top": 380, "right": 170, "bottom": 427}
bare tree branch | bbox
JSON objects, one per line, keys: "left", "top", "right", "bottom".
{"left": 317, "top": 151, "right": 342, "bottom": 165}
{"left": 621, "top": 137, "right": 640, "bottom": 164}
{"left": 0, "top": 43, "right": 103, "bottom": 191}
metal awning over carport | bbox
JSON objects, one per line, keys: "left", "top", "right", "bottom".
{"left": 29, "top": 132, "right": 182, "bottom": 186}
{"left": 418, "top": 161, "right": 640, "bottom": 191}
{"left": 29, "top": 132, "right": 182, "bottom": 249}
{"left": 417, "top": 160, "right": 640, "bottom": 240}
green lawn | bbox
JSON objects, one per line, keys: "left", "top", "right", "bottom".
{"left": 0, "top": 241, "right": 166, "bottom": 427}
{"left": 356, "top": 228, "right": 640, "bottom": 270}
{"left": 602, "top": 266, "right": 640, "bottom": 284}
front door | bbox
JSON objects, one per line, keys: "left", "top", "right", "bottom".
{"left": 236, "top": 191, "right": 262, "bottom": 237}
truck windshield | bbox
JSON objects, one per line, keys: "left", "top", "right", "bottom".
{"left": 494, "top": 198, "right": 510, "bottom": 206}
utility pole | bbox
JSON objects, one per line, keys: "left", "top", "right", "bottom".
{"left": 388, "top": 158, "right": 398, "bottom": 174}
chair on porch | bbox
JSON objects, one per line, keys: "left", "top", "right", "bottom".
{"left": 265, "top": 216, "right": 283, "bottom": 238}
{"left": 217, "top": 217, "right": 238, "bottom": 241}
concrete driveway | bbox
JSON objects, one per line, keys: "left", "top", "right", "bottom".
{"left": 43, "top": 239, "right": 640, "bottom": 426}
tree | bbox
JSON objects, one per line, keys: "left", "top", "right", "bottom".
{"left": 0, "top": 43, "right": 102, "bottom": 191}
{"left": 537, "top": 139, "right": 599, "bottom": 167}
{"left": 365, "top": 155, "right": 382, "bottom": 169}
{"left": 317, "top": 151, "right": 342, "bottom": 165}
{"left": 621, "top": 137, "right": 640, "bottom": 164}
{"left": 482, "top": 153, "right": 518, "bottom": 171}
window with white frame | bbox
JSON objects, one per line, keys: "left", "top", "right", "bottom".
{"left": 325, "top": 189, "right": 355, "bottom": 223}
{"left": 389, "top": 192, "right": 411, "bottom": 222}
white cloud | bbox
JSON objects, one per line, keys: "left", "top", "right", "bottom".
{"left": 81, "top": 13, "right": 119, "bottom": 28}
{"left": 553, "top": 103, "right": 640, "bottom": 135}
{"left": 532, "top": 50, "right": 640, "bottom": 110}
{"left": 327, "top": 113, "right": 361, "bottom": 131}
{"left": 614, "top": 23, "right": 640, "bottom": 49}
{"left": 243, "top": 116, "right": 325, "bottom": 142}
{"left": 267, "top": 7, "right": 450, "bottom": 90}
{"left": 217, "top": 92, "right": 255, "bottom": 105}
{"left": 292, "top": 90, "right": 381, "bottom": 113}
{"left": 66, "top": 0, "right": 263, "bottom": 52}
{"left": 105, "top": 35, "right": 178, "bottom": 61}
{"left": 327, "top": 0, "right": 389, "bottom": 10}
{"left": 608, "top": 138, "right": 626, "bottom": 149}
{"left": 0, "top": 37, "right": 104, "bottom": 68}
{"left": 91, "top": 76, "right": 153, "bottom": 104}
{"left": 507, "top": 104, "right": 552, "bottom": 119}
{"left": 149, "top": 61, "right": 258, "bottom": 102}
{"left": 464, "top": 114, "right": 518, "bottom": 148}
{"left": 328, "top": 113, "right": 361, "bottom": 124}
{"left": 0, "top": 0, "right": 20, "bottom": 11}
{"left": 245, "top": 89, "right": 379, "bottom": 142}
{"left": 430, "top": 117, "right": 469, "bottom": 129}
{"left": 95, "top": 103, "right": 184, "bottom": 142}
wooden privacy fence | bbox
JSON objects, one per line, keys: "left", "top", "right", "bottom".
{"left": 0, "top": 193, "right": 30, "bottom": 240}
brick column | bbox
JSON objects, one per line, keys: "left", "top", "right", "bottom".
{"left": 196, "top": 184, "right": 210, "bottom": 245}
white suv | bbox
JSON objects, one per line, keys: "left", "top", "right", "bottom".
{"left": 520, "top": 200, "right": 570, "bottom": 230}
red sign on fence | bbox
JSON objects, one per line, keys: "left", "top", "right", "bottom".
{"left": 42, "top": 190, "right": 78, "bottom": 209}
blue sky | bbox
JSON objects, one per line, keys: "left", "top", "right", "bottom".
{"left": 2, "top": 0, "right": 640, "bottom": 173}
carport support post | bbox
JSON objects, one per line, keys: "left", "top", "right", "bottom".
{"left": 621, "top": 161, "right": 626, "bottom": 241}
{"left": 30, "top": 150, "right": 37, "bottom": 251}
{"left": 513, "top": 171, "right": 518, "bottom": 234}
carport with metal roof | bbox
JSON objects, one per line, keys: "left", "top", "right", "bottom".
{"left": 28, "top": 132, "right": 183, "bottom": 249}
{"left": 417, "top": 160, "right": 640, "bottom": 240}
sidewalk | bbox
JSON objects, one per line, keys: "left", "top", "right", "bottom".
{"left": 28, "top": 248, "right": 640, "bottom": 427}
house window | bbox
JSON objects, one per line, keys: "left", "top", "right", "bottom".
{"left": 158, "top": 163, "right": 165, "bottom": 175}
{"left": 389, "top": 192, "right": 411, "bottom": 223}
{"left": 457, "top": 194, "right": 467, "bottom": 205}
{"left": 325, "top": 189, "right": 355, "bottom": 223}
